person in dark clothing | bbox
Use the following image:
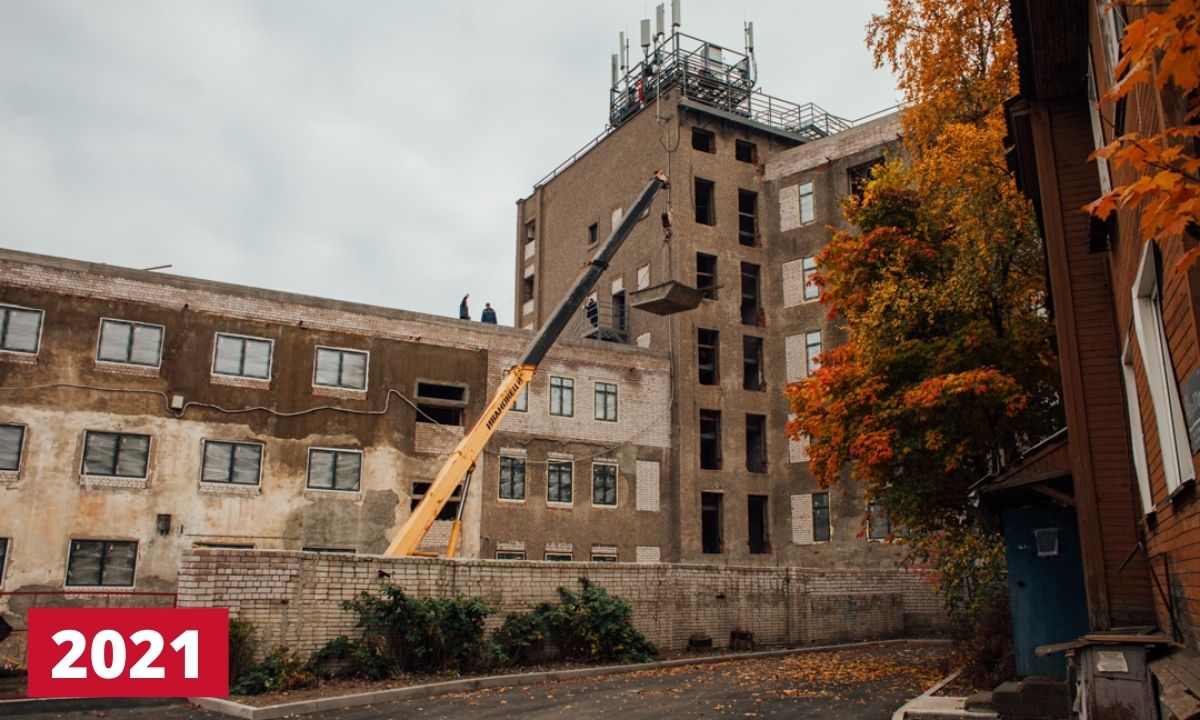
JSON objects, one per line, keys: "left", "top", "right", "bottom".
{"left": 585, "top": 297, "right": 599, "bottom": 327}
{"left": 481, "top": 303, "right": 497, "bottom": 324}
{"left": 459, "top": 294, "right": 470, "bottom": 320}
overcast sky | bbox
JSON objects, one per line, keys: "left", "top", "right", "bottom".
{"left": 0, "top": 1, "right": 899, "bottom": 325}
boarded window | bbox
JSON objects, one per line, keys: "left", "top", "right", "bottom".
{"left": 743, "top": 336, "right": 764, "bottom": 390}
{"left": 97, "top": 319, "right": 163, "bottom": 367}
{"left": 499, "top": 456, "right": 526, "bottom": 501}
{"left": 0, "top": 305, "right": 43, "bottom": 353}
{"left": 592, "top": 463, "right": 617, "bottom": 506}
{"left": 0, "top": 424, "right": 24, "bottom": 471}
{"left": 314, "top": 347, "right": 367, "bottom": 390}
{"left": 746, "top": 414, "right": 767, "bottom": 473}
{"left": 748, "top": 495, "right": 770, "bottom": 554}
{"left": 549, "top": 377, "right": 574, "bottom": 417}
{"left": 701, "top": 492, "right": 723, "bottom": 554}
{"left": 741, "top": 262, "right": 761, "bottom": 326}
{"left": 698, "top": 329, "right": 719, "bottom": 385}
{"left": 213, "top": 334, "right": 273, "bottom": 379}
{"left": 696, "top": 253, "right": 718, "bottom": 300}
{"left": 307, "top": 448, "right": 362, "bottom": 492}
{"left": 700, "top": 410, "right": 721, "bottom": 470}
{"left": 548, "top": 460, "right": 573, "bottom": 504}
{"left": 595, "top": 382, "right": 618, "bottom": 421}
{"left": 738, "top": 190, "right": 758, "bottom": 246}
{"left": 66, "top": 539, "right": 137, "bottom": 587}
{"left": 82, "top": 431, "right": 150, "bottom": 478}
{"left": 695, "top": 178, "right": 715, "bottom": 225}
{"left": 201, "top": 441, "right": 263, "bottom": 485}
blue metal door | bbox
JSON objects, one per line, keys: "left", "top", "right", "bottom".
{"left": 1001, "top": 506, "right": 1091, "bottom": 676}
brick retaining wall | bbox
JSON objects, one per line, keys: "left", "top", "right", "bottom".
{"left": 178, "top": 549, "right": 951, "bottom": 656}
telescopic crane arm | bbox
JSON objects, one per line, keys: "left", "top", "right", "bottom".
{"left": 384, "top": 171, "right": 669, "bottom": 557}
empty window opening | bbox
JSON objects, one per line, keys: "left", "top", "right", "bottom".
{"left": 869, "top": 502, "right": 891, "bottom": 540}
{"left": 411, "top": 481, "right": 461, "bottom": 520}
{"left": 588, "top": 222, "right": 598, "bottom": 245}
{"left": 813, "top": 492, "right": 831, "bottom": 542}
{"left": 697, "top": 329, "right": 719, "bottom": 385}
{"left": 67, "top": 539, "right": 136, "bottom": 587}
{"left": 593, "top": 463, "right": 617, "bottom": 506}
{"left": 743, "top": 336, "right": 765, "bottom": 390}
{"left": 415, "top": 381, "right": 468, "bottom": 425}
{"left": 806, "top": 331, "right": 822, "bottom": 375}
{"left": 738, "top": 190, "right": 758, "bottom": 246}
{"left": 547, "top": 461, "right": 573, "bottom": 504}
{"left": 695, "top": 178, "right": 716, "bottom": 225}
{"left": 701, "top": 492, "right": 723, "bottom": 554}
{"left": 549, "top": 376, "right": 574, "bottom": 417}
{"left": 741, "top": 262, "right": 762, "bottom": 326}
{"left": 97, "top": 319, "right": 163, "bottom": 367}
{"left": 214, "top": 334, "right": 272, "bottom": 379}
{"left": 699, "top": 409, "right": 722, "bottom": 470}
{"left": 696, "top": 253, "right": 718, "bottom": 300}
{"left": 612, "top": 290, "right": 628, "bottom": 337}
{"left": 748, "top": 495, "right": 770, "bottom": 554}
{"left": 799, "top": 182, "right": 815, "bottom": 224}
{"left": 0, "top": 305, "right": 43, "bottom": 354}
{"left": 201, "top": 441, "right": 263, "bottom": 486}
{"left": 499, "top": 456, "right": 526, "bottom": 501}
{"left": 692, "top": 128, "right": 716, "bottom": 153}
{"left": 524, "top": 219, "right": 536, "bottom": 246}
{"left": 746, "top": 414, "right": 767, "bottom": 473}
{"left": 735, "top": 139, "right": 757, "bottom": 164}
{"left": 848, "top": 159, "right": 882, "bottom": 199}
{"left": 0, "top": 424, "right": 24, "bottom": 472}
{"left": 521, "top": 274, "right": 536, "bottom": 304}
{"left": 307, "top": 448, "right": 362, "bottom": 492}
{"left": 82, "top": 431, "right": 150, "bottom": 478}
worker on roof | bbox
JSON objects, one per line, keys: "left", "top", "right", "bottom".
{"left": 481, "top": 303, "right": 497, "bottom": 324}
{"left": 459, "top": 294, "right": 470, "bottom": 320}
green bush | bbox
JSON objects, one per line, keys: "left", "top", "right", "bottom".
{"left": 227, "top": 618, "right": 258, "bottom": 687}
{"left": 494, "top": 603, "right": 555, "bottom": 665}
{"left": 230, "top": 646, "right": 317, "bottom": 696}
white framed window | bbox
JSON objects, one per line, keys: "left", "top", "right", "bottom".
{"left": 805, "top": 330, "right": 822, "bottom": 374}
{"left": 213, "top": 333, "right": 273, "bottom": 380}
{"left": 1131, "top": 243, "right": 1195, "bottom": 495}
{"left": 66, "top": 539, "right": 137, "bottom": 587}
{"left": 496, "top": 551, "right": 526, "bottom": 561}
{"left": 802, "top": 257, "right": 819, "bottom": 301}
{"left": 592, "top": 462, "right": 617, "bottom": 507}
{"left": 201, "top": 440, "right": 264, "bottom": 486}
{"left": 499, "top": 455, "right": 526, "bottom": 501}
{"left": 97, "top": 319, "right": 164, "bottom": 367}
{"left": 591, "top": 552, "right": 618, "bottom": 563}
{"left": 549, "top": 376, "right": 574, "bottom": 417}
{"left": 511, "top": 385, "right": 529, "bottom": 412}
{"left": 0, "top": 304, "right": 43, "bottom": 354}
{"left": 799, "top": 182, "right": 815, "bottom": 224}
{"left": 307, "top": 447, "right": 362, "bottom": 492}
{"left": 1086, "top": 51, "right": 1112, "bottom": 195}
{"left": 1121, "top": 338, "right": 1153, "bottom": 514}
{"left": 0, "top": 424, "right": 25, "bottom": 472}
{"left": 594, "top": 382, "right": 618, "bottom": 422}
{"left": 547, "top": 460, "right": 573, "bottom": 505}
{"left": 314, "top": 346, "right": 368, "bottom": 390}
{"left": 544, "top": 552, "right": 573, "bottom": 562}
{"left": 82, "top": 431, "right": 150, "bottom": 478}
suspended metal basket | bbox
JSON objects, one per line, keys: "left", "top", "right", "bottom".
{"left": 630, "top": 280, "right": 705, "bottom": 315}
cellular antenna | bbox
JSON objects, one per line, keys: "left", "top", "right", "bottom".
{"left": 640, "top": 18, "right": 651, "bottom": 52}
{"left": 671, "top": 0, "right": 681, "bottom": 29}
{"left": 655, "top": 3, "right": 665, "bottom": 39}
{"left": 745, "top": 21, "right": 754, "bottom": 52}
{"left": 611, "top": 53, "right": 619, "bottom": 88}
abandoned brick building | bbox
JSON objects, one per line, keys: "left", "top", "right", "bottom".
{"left": 516, "top": 25, "right": 904, "bottom": 565}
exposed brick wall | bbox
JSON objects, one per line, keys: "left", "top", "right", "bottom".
{"left": 178, "top": 548, "right": 950, "bottom": 657}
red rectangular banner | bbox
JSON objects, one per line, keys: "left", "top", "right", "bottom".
{"left": 26, "top": 607, "right": 228, "bottom": 698}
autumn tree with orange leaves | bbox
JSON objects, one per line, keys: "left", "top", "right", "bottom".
{"left": 785, "top": 0, "right": 1062, "bottom": 623}
{"left": 1084, "top": 0, "right": 1200, "bottom": 273}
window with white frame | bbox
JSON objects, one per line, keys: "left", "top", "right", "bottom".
{"left": 0, "top": 305, "right": 43, "bottom": 354}
{"left": 1131, "top": 243, "right": 1196, "bottom": 494}
{"left": 799, "top": 182, "right": 815, "bottom": 224}
{"left": 547, "top": 460, "right": 573, "bottom": 504}
{"left": 97, "top": 319, "right": 164, "bottom": 367}
{"left": 0, "top": 424, "right": 24, "bottom": 472}
{"left": 592, "top": 463, "right": 617, "bottom": 506}
{"left": 66, "top": 539, "right": 137, "bottom": 587}
{"left": 802, "top": 256, "right": 819, "bottom": 301}
{"left": 805, "top": 331, "right": 822, "bottom": 374}
{"left": 591, "top": 552, "right": 618, "bottom": 563}
{"left": 544, "top": 552, "right": 573, "bottom": 562}
{"left": 1121, "top": 338, "right": 1153, "bottom": 514}
{"left": 595, "top": 382, "right": 618, "bottom": 422}
{"left": 499, "top": 456, "right": 526, "bottom": 501}
{"left": 82, "top": 431, "right": 150, "bottom": 478}
{"left": 511, "top": 385, "right": 529, "bottom": 412}
{"left": 314, "top": 347, "right": 368, "bottom": 390}
{"left": 307, "top": 448, "right": 362, "bottom": 491}
{"left": 213, "top": 333, "right": 273, "bottom": 379}
{"left": 201, "top": 440, "right": 263, "bottom": 486}
{"left": 549, "top": 377, "right": 574, "bottom": 417}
